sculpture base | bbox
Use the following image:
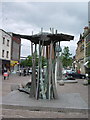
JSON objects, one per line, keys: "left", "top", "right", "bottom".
{"left": 2, "top": 90, "right": 88, "bottom": 113}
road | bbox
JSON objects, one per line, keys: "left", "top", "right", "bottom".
{"left": 0, "top": 73, "right": 88, "bottom": 118}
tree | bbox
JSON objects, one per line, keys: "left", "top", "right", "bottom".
{"left": 20, "top": 55, "right": 47, "bottom": 68}
{"left": 42, "top": 56, "right": 47, "bottom": 67}
{"left": 61, "top": 46, "right": 72, "bottom": 68}
{"left": 20, "top": 55, "right": 32, "bottom": 67}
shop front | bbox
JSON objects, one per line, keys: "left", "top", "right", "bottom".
{"left": 10, "top": 60, "right": 19, "bottom": 73}
{"left": 1, "top": 59, "right": 10, "bottom": 74}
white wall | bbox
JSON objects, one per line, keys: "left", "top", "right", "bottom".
{"left": 0, "top": 30, "right": 2, "bottom": 59}
{"left": 0, "top": 29, "right": 12, "bottom": 60}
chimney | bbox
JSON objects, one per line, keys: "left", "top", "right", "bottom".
{"left": 84, "top": 26, "right": 88, "bottom": 34}
{"left": 55, "top": 30, "right": 57, "bottom": 34}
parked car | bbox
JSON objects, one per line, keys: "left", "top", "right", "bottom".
{"left": 65, "top": 71, "right": 86, "bottom": 79}
{"left": 65, "top": 74, "right": 75, "bottom": 80}
{"left": 29, "top": 69, "right": 32, "bottom": 74}
{"left": 62, "top": 69, "right": 71, "bottom": 75}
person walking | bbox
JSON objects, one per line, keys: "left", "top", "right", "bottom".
{"left": 19, "top": 69, "right": 22, "bottom": 76}
{"left": 27, "top": 67, "right": 30, "bottom": 75}
{"left": 3, "top": 68, "right": 8, "bottom": 80}
{"left": 23, "top": 68, "right": 26, "bottom": 76}
{"left": 7, "top": 69, "right": 10, "bottom": 79}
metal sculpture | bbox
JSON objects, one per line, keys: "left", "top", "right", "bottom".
{"left": 13, "top": 29, "right": 74, "bottom": 100}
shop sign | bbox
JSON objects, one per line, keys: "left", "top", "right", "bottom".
{"left": 10, "top": 60, "right": 19, "bottom": 66}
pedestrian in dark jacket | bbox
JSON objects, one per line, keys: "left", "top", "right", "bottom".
{"left": 23, "top": 68, "right": 26, "bottom": 76}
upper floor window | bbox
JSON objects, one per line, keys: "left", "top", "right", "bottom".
{"left": 6, "top": 51, "right": 9, "bottom": 58}
{"left": 3, "top": 37, "right": 5, "bottom": 44}
{"left": 2, "top": 50, "right": 4, "bottom": 57}
{"left": 80, "top": 44, "right": 84, "bottom": 51}
{"left": 7, "top": 40, "right": 9, "bottom": 46}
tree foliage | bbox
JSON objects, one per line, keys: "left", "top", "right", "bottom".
{"left": 20, "top": 55, "right": 47, "bottom": 67}
{"left": 61, "top": 46, "right": 72, "bottom": 68}
{"left": 20, "top": 55, "right": 32, "bottom": 67}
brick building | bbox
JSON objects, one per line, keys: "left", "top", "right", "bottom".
{"left": 75, "top": 34, "right": 85, "bottom": 74}
{"left": 75, "top": 23, "right": 90, "bottom": 74}
{"left": 83, "top": 24, "right": 90, "bottom": 76}
{"left": 8, "top": 32, "right": 21, "bottom": 72}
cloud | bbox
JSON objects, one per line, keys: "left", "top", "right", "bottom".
{"left": 1, "top": 0, "right": 89, "bottom": 3}
{"left": 1, "top": 2, "right": 88, "bottom": 57}
{"left": 21, "top": 39, "right": 31, "bottom": 57}
{"left": 88, "top": 2, "right": 90, "bottom": 22}
{"left": 2, "top": 2, "right": 88, "bottom": 34}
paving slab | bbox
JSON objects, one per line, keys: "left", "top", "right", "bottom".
{"left": 2, "top": 90, "right": 88, "bottom": 113}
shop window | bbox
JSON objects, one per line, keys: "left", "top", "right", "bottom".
{"left": 2, "top": 50, "right": 4, "bottom": 57}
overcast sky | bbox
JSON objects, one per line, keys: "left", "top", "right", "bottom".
{"left": 1, "top": 2, "right": 88, "bottom": 57}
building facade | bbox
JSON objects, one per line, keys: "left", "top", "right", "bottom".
{"left": 8, "top": 33, "right": 21, "bottom": 72}
{"left": 75, "top": 24, "right": 90, "bottom": 74}
{"left": 75, "top": 34, "right": 85, "bottom": 74}
{"left": 0, "top": 29, "right": 21, "bottom": 73}
{"left": 83, "top": 25, "right": 90, "bottom": 76}
{"left": 0, "top": 29, "right": 12, "bottom": 72}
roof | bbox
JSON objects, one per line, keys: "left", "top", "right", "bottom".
{"left": 12, "top": 32, "right": 74, "bottom": 46}
{"left": 0, "top": 29, "right": 12, "bottom": 37}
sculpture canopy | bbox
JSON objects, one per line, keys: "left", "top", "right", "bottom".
{"left": 12, "top": 32, "right": 74, "bottom": 45}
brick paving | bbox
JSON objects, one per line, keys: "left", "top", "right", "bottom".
{"left": 1, "top": 109, "right": 88, "bottom": 118}
{"left": 0, "top": 73, "right": 89, "bottom": 118}
{"left": 1, "top": 74, "right": 31, "bottom": 96}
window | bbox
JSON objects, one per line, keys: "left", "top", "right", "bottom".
{"left": 3, "top": 37, "right": 5, "bottom": 44}
{"left": 7, "top": 40, "right": 9, "bottom": 46}
{"left": 6, "top": 51, "right": 9, "bottom": 58}
{"left": 2, "top": 50, "right": 4, "bottom": 57}
{"left": 86, "top": 35, "right": 90, "bottom": 44}
{"left": 80, "top": 44, "right": 84, "bottom": 51}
